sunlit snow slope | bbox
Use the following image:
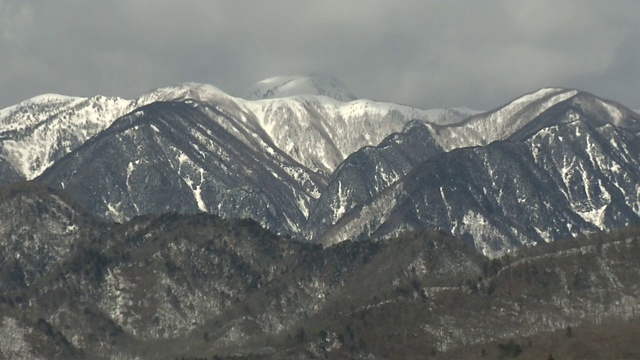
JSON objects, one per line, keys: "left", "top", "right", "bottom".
{"left": 311, "top": 90, "right": 640, "bottom": 255}
{"left": 1, "top": 78, "right": 477, "bottom": 182}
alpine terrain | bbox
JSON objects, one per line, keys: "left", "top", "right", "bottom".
{"left": 0, "top": 75, "right": 639, "bottom": 359}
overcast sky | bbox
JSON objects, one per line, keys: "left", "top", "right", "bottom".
{"left": 1, "top": 0, "right": 638, "bottom": 110}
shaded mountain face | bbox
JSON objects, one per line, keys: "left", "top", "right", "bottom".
{"left": 2, "top": 81, "right": 638, "bottom": 255}
{"left": 0, "top": 185, "right": 638, "bottom": 359}
{"left": 314, "top": 91, "right": 640, "bottom": 255}
{"left": 305, "top": 121, "right": 445, "bottom": 240}
{"left": 37, "top": 100, "right": 323, "bottom": 234}
{"left": 17, "top": 80, "right": 474, "bottom": 233}
{"left": 0, "top": 156, "right": 22, "bottom": 186}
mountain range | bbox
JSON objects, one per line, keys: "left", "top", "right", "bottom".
{"left": 3, "top": 75, "right": 637, "bottom": 255}
{"left": 309, "top": 89, "right": 640, "bottom": 256}
{"left": 1, "top": 74, "right": 640, "bottom": 358}
{"left": 0, "top": 182, "right": 638, "bottom": 359}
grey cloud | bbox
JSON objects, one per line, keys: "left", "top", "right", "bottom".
{"left": 0, "top": 0, "right": 638, "bottom": 110}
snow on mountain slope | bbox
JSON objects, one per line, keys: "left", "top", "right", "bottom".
{"left": 242, "top": 74, "right": 357, "bottom": 102}
{"left": 427, "top": 88, "right": 578, "bottom": 151}
{"left": 0, "top": 95, "right": 134, "bottom": 179}
{"left": 134, "top": 82, "right": 231, "bottom": 106}
{"left": 1, "top": 78, "right": 478, "bottom": 180}
{"left": 3, "top": 80, "right": 639, "bottom": 258}
{"left": 242, "top": 96, "right": 477, "bottom": 174}
{"left": 38, "top": 101, "right": 323, "bottom": 234}
{"left": 304, "top": 121, "right": 444, "bottom": 240}
{"left": 311, "top": 92, "right": 640, "bottom": 255}
{"left": 0, "top": 94, "right": 85, "bottom": 133}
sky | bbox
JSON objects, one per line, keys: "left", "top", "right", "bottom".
{"left": 1, "top": 0, "right": 638, "bottom": 111}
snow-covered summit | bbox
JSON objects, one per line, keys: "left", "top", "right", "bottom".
{"left": 135, "top": 82, "right": 231, "bottom": 107}
{"left": 0, "top": 94, "right": 133, "bottom": 179}
{"left": 0, "top": 94, "right": 85, "bottom": 132}
{"left": 1, "top": 78, "right": 479, "bottom": 180}
{"left": 26, "top": 93, "right": 80, "bottom": 103}
{"left": 242, "top": 74, "right": 357, "bottom": 102}
{"left": 428, "top": 88, "right": 579, "bottom": 151}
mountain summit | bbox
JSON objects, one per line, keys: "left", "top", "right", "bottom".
{"left": 1, "top": 76, "right": 639, "bottom": 359}
{"left": 1, "top": 80, "right": 637, "bottom": 255}
{"left": 242, "top": 73, "right": 358, "bottom": 102}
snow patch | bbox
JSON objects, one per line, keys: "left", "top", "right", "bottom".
{"left": 598, "top": 99, "right": 624, "bottom": 126}
{"left": 333, "top": 181, "right": 349, "bottom": 223}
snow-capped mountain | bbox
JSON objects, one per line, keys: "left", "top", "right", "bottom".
{"left": 242, "top": 73, "right": 358, "bottom": 102}
{"left": 305, "top": 121, "right": 445, "bottom": 240}
{"left": 0, "top": 77, "right": 476, "bottom": 232}
{"left": 241, "top": 96, "right": 476, "bottom": 174}
{"left": 2, "top": 79, "right": 640, "bottom": 358}
{"left": 0, "top": 79, "right": 476, "bottom": 183}
{"left": 425, "top": 87, "right": 639, "bottom": 151}
{"left": 312, "top": 90, "right": 640, "bottom": 255}
{"left": 240, "top": 74, "right": 477, "bottom": 173}
{"left": 423, "top": 87, "right": 575, "bottom": 151}
{"left": 37, "top": 100, "right": 324, "bottom": 234}
{"left": 0, "top": 94, "right": 134, "bottom": 180}
{"left": 0, "top": 84, "right": 236, "bottom": 182}
{"left": 2, "top": 76, "right": 638, "bottom": 256}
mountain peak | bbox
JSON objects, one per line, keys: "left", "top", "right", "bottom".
{"left": 24, "top": 93, "right": 82, "bottom": 104}
{"left": 135, "top": 82, "right": 230, "bottom": 107}
{"left": 242, "top": 73, "right": 357, "bottom": 102}
{"left": 0, "top": 93, "right": 85, "bottom": 125}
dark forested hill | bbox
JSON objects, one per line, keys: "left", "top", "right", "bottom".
{"left": 0, "top": 183, "right": 638, "bottom": 359}
{"left": 1, "top": 83, "right": 640, "bottom": 358}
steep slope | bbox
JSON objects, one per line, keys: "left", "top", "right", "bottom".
{"left": 140, "top": 81, "right": 476, "bottom": 175}
{"left": 0, "top": 156, "right": 22, "bottom": 186}
{"left": 305, "top": 121, "right": 445, "bottom": 239}
{"left": 242, "top": 74, "right": 357, "bottom": 102}
{"left": 139, "top": 82, "right": 476, "bottom": 175}
{"left": 426, "top": 88, "right": 579, "bottom": 151}
{"left": 242, "top": 96, "right": 476, "bottom": 174}
{"left": 37, "top": 100, "right": 323, "bottom": 234}
{"left": 0, "top": 182, "right": 103, "bottom": 292}
{"left": 0, "top": 78, "right": 478, "bottom": 235}
{"left": 1, "top": 80, "right": 477, "bottom": 182}
{"left": 312, "top": 91, "right": 640, "bottom": 254}
{"left": 304, "top": 89, "right": 606, "bottom": 242}
{"left": 0, "top": 94, "right": 134, "bottom": 179}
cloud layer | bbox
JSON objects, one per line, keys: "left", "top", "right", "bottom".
{"left": 1, "top": 0, "right": 638, "bottom": 110}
